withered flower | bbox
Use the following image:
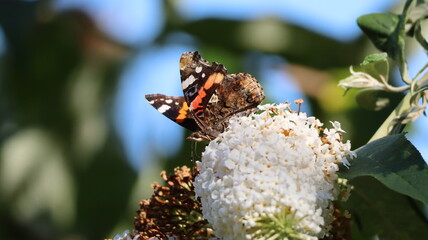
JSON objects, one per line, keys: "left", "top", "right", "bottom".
{"left": 133, "top": 166, "right": 213, "bottom": 240}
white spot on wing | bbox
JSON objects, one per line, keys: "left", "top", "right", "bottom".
{"left": 165, "top": 99, "right": 173, "bottom": 104}
{"left": 148, "top": 100, "right": 155, "bottom": 104}
{"left": 195, "top": 66, "right": 202, "bottom": 73}
{"left": 158, "top": 105, "right": 171, "bottom": 113}
{"left": 202, "top": 73, "right": 206, "bottom": 78}
{"left": 182, "top": 75, "right": 197, "bottom": 89}
{"left": 209, "top": 94, "right": 219, "bottom": 103}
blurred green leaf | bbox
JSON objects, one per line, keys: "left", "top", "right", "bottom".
{"left": 177, "top": 18, "right": 365, "bottom": 69}
{"left": 344, "top": 177, "right": 428, "bottom": 240}
{"left": 0, "top": 4, "right": 136, "bottom": 239}
{"left": 360, "top": 52, "right": 389, "bottom": 82}
{"left": 355, "top": 89, "right": 390, "bottom": 111}
{"left": 340, "top": 133, "right": 428, "bottom": 205}
{"left": 357, "top": 13, "right": 399, "bottom": 52}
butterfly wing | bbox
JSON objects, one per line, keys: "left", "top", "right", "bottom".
{"left": 145, "top": 53, "right": 265, "bottom": 142}
{"left": 179, "top": 51, "right": 227, "bottom": 121}
{"left": 145, "top": 94, "right": 200, "bottom": 132}
{"left": 203, "top": 73, "right": 265, "bottom": 135}
{"left": 215, "top": 73, "right": 265, "bottom": 113}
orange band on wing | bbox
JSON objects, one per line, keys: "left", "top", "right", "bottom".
{"left": 176, "top": 102, "right": 189, "bottom": 123}
{"left": 190, "top": 73, "right": 224, "bottom": 111}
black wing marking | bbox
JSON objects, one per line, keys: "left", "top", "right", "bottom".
{"left": 145, "top": 94, "right": 200, "bottom": 132}
{"left": 179, "top": 51, "right": 227, "bottom": 120}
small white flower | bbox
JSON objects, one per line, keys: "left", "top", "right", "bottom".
{"left": 194, "top": 103, "right": 354, "bottom": 240}
{"left": 330, "top": 121, "right": 345, "bottom": 133}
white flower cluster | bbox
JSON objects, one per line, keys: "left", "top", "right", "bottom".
{"left": 194, "top": 103, "right": 354, "bottom": 240}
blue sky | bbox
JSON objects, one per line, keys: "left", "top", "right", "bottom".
{"left": 55, "top": 0, "right": 164, "bottom": 45}
{"left": 176, "top": 0, "right": 396, "bottom": 42}
{"left": 12, "top": 0, "right": 426, "bottom": 169}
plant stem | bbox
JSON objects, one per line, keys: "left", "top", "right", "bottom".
{"left": 368, "top": 91, "right": 412, "bottom": 142}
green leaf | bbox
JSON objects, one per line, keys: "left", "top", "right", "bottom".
{"left": 361, "top": 52, "right": 388, "bottom": 65}
{"left": 343, "top": 177, "right": 428, "bottom": 240}
{"left": 339, "top": 133, "right": 428, "bottom": 205}
{"left": 357, "top": 1, "right": 413, "bottom": 83}
{"left": 357, "top": 13, "right": 399, "bottom": 52}
{"left": 355, "top": 89, "right": 389, "bottom": 111}
{"left": 337, "top": 53, "right": 389, "bottom": 93}
{"left": 360, "top": 53, "right": 389, "bottom": 82}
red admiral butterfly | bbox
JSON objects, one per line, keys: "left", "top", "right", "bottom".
{"left": 146, "top": 51, "right": 264, "bottom": 141}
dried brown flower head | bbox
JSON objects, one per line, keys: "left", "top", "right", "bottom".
{"left": 133, "top": 166, "right": 213, "bottom": 240}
